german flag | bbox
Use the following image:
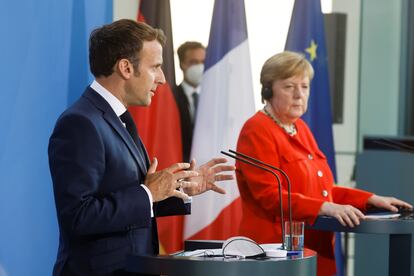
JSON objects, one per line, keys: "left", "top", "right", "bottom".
{"left": 131, "top": 0, "right": 184, "bottom": 254}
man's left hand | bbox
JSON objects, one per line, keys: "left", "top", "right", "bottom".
{"left": 182, "top": 158, "right": 235, "bottom": 196}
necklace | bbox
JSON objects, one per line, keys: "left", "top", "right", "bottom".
{"left": 262, "top": 108, "right": 297, "bottom": 136}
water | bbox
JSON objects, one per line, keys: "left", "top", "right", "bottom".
{"left": 284, "top": 234, "right": 304, "bottom": 251}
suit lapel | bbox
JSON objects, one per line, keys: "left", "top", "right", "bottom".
{"left": 139, "top": 138, "right": 150, "bottom": 168}
{"left": 83, "top": 87, "right": 148, "bottom": 176}
{"left": 104, "top": 112, "right": 148, "bottom": 174}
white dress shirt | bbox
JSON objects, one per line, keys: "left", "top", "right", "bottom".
{"left": 91, "top": 80, "right": 154, "bottom": 217}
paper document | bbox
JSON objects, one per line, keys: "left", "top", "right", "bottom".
{"left": 260, "top": 243, "right": 287, "bottom": 258}
{"left": 175, "top": 242, "right": 287, "bottom": 258}
{"left": 365, "top": 213, "right": 401, "bottom": 219}
{"left": 177, "top": 249, "right": 222, "bottom": 257}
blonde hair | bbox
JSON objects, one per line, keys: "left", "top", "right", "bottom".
{"left": 260, "top": 51, "right": 314, "bottom": 102}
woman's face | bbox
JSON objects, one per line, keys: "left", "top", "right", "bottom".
{"left": 269, "top": 74, "right": 310, "bottom": 124}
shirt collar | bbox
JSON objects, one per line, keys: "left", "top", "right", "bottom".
{"left": 182, "top": 80, "right": 200, "bottom": 99}
{"left": 91, "top": 80, "right": 126, "bottom": 117}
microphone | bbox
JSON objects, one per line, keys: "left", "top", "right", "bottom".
{"left": 221, "top": 150, "right": 292, "bottom": 250}
{"left": 370, "top": 138, "right": 414, "bottom": 154}
{"left": 228, "top": 149, "right": 293, "bottom": 250}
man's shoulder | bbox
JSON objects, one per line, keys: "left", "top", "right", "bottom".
{"left": 56, "top": 88, "right": 103, "bottom": 125}
{"left": 173, "top": 83, "right": 185, "bottom": 95}
{"left": 63, "top": 93, "right": 94, "bottom": 116}
{"left": 172, "top": 84, "right": 188, "bottom": 105}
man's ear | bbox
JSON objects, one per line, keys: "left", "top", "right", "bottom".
{"left": 117, "top": 59, "right": 132, "bottom": 79}
{"left": 179, "top": 61, "right": 185, "bottom": 71}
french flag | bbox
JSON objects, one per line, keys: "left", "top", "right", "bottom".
{"left": 184, "top": 0, "right": 255, "bottom": 241}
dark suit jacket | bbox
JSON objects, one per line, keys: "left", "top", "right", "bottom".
{"left": 48, "top": 87, "right": 190, "bottom": 276}
{"left": 173, "top": 84, "right": 193, "bottom": 162}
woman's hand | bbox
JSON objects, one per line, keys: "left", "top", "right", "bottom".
{"left": 319, "top": 202, "right": 365, "bottom": 227}
{"left": 367, "top": 195, "right": 413, "bottom": 212}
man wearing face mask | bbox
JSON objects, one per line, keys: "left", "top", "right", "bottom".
{"left": 174, "top": 41, "right": 206, "bottom": 162}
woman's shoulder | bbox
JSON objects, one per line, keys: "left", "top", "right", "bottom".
{"left": 238, "top": 112, "right": 283, "bottom": 150}
{"left": 295, "top": 118, "right": 307, "bottom": 128}
{"left": 295, "top": 118, "right": 313, "bottom": 135}
{"left": 295, "top": 118, "right": 321, "bottom": 148}
{"left": 242, "top": 111, "right": 274, "bottom": 131}
{"left": 238, "top": 111, "right": 279, "bottom": 152}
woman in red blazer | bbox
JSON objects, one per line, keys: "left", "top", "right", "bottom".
{"left": 236, "top": 51, "right": 412, "bottom": 276}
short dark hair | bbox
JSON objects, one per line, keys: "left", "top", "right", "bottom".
{"left": 177, "top": 41, "right": 205, "bottom": 64}
{"left": 89, "top": 19, "right": 166, "bottom": 77}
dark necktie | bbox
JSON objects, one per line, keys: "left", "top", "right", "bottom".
{"left": 120, "top": 110, "right": 148, "bottom": 169}
{"left": 192, "top": 92, "right": 199, "bottom": 119}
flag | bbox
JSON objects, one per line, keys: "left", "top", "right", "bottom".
{"left": 285, "top": 0, "right": 343, "bottom": 275}
{"left": 133, "top": 0, "right": 184, "bottom": 254}
{"left": 184, "top": 0, "right": 255, "bottom": 241}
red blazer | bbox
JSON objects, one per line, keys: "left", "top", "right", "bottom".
{"left": 236, "top": 112, "right": 372, "bottom": 276}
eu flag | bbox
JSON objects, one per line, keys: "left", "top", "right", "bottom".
{"left": 285, "top": 0, "right": 343, "bottom": 275}
{"left": 285, "top": 0, "right": 336, "bottom": 178}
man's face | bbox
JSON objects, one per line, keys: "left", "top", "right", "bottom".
{"left": 125, "top": 40, "right": 166, "bottom": 107}
{"left": 180, "top": 48, "right": 206, "bottom": 72}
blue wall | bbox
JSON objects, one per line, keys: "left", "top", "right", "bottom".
{"left": 0, "top": 1, "right": 112, "bottom": 275}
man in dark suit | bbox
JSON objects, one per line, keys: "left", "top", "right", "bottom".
{"left": 48, "top": 19, "right": 233, "bottom": 276}
{"left": 173, "top": 41, "right": 206, "bottom": 162}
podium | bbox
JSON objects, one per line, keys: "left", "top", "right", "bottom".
{"left": 354, "top": 136, "right": 414, "bottom": 275}
{"left": 311, "top": 215, "right": 414, "bottom": 276}
{"left": 126, "top": 240, "right": 317, "bottom": 276}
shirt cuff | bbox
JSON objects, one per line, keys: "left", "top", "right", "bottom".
{"left": 140, "top": 184, "right": 154, "bottom": 217}
{"left": 183, "top": 196, "right": 193, "bottom": 204}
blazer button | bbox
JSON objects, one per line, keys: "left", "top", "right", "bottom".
{"left": 317, "top": 170, "right": 323, "bottom": 177}
{"left": 322, "top": 190, "right": 328, "bottom": 197}
{"left": 308, "top": 154, "right": 313, "bottom": 160}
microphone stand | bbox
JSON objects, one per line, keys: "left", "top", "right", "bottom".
{"left": 372, "top": 138, "right": 414, "bottom": 154}
{"left": 221, "top": 150, "right": 287, "bottom": 250}
{"left": 228, "top": 149, "right": 293, "bottom": 251}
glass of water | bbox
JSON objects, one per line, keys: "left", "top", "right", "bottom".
{"left": 284, "top": 221, "right": 304, "bottom": 251}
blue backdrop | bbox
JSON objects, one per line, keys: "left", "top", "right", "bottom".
{"left": 0, "top": 1, "right": 112, "bottom": 275}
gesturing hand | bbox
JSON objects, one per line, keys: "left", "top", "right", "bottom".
{"left": 319, "top": 202, "right": 365, "bottom": 227}
{"left": 144, "top": 158, "right": 199, "bottom": 202}
{"left": 183, "top": 157, "right": 235, "bottom": 196}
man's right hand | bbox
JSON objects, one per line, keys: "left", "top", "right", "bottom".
{"left": 144, "top": 158, "right": 199, "bottom": 202}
